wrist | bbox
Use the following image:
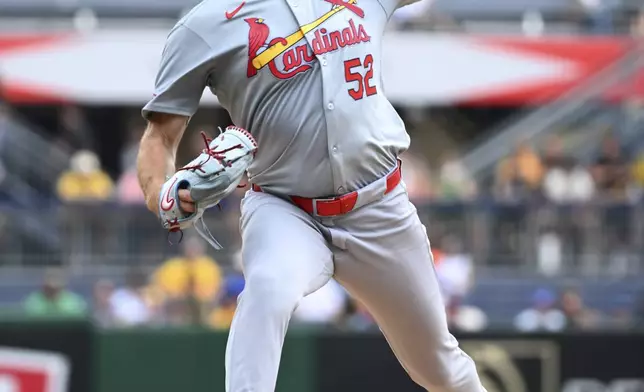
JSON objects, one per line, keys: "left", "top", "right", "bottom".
{"left": 145, "top": 181, "right": 164, "bottom": 215}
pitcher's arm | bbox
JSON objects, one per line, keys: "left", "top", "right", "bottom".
{"left": 137, "top": 113, "right": 189, "bottom": 215}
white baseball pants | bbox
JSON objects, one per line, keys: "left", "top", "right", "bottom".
{"left": 224, "top": 181, "right": 487, "bottom": 392}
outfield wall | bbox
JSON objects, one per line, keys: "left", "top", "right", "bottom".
{"left": 0, "top": 319, "right": 643, "bottom": 392}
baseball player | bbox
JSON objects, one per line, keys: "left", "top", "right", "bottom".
{"left": 136, "top": 0, "right": 488, "bottom": 390}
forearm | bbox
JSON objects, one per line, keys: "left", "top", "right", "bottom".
{"left": 137, "top": 114, "right": 187, "bottom": 214}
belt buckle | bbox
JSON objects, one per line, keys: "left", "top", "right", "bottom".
{"left": 311, "top": 196, "right": 339, "bottom": 217}
{"left": 313, "top": 193, "right": 356, "bottom": 216}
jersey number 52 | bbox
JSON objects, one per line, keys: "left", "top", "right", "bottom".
{"left": 344, "top": 54, "right": 377, "bottom": 101}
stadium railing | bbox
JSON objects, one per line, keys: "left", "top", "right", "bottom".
{"left": 0, "top": 200, "right": 642, "bottom": 273}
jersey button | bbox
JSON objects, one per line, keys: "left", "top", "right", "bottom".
{"left": 337, "top": 186, "right": 345, "bottom": 194}
{"left": 332, "top": 146, "right": 338, "bottom": 153}
{"left": 327, "top": 102, "right": 334, "bottom": 110}
{"left": 322, "top": 59, "right": 328, "bottom": 66}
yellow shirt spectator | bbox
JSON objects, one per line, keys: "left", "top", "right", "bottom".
{"left": 57, "top": 171, "right": 114, "bottom": 201}
{"left": 496, "top": 143, "right": 544, "bottom": 190}
{"left": 153, "top": 237, "right": 223, "bottom": 302}
{"left": 57, "top": 150, "right": 114, "bottom": 201}
{"left": 632, "top": 153, "right": 644, "bottom": 187}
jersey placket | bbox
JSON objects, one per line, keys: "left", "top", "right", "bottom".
{"left": 286, "top": 0, "right": 352, "bottom": 196}
{"left": 315, "top": 6, "right": 350, "bottom": 196}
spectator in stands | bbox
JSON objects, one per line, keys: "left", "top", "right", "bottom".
{"left": 56, "top": 150, "right": 114, "bottom": 202}
{"left": 542, "top": 136, "right": 595, "bottom": 203}
{"left": 208, "top": 274, "right": 245, "bottom": 330}
{"left": 23, "top": 268, "right": 87, "bottom": 317}
{"left": 435, "top": 236, "right": 488, "bottom": 332}
{"left": 590, "top": 136, "right": 633, "bottom": 260}
{"left": 495, "top": 142, "right": 543, "bottom": 201}
{"left": 560, "top": 287, "right": 602, "bottom": 331}
{"left": 110, "top": 269, "right": 153, "bottom": 327}
{"left": 293, "top": 279, "right": 347, "bottom": 325}
{"left": 153, "top": 236, "right": 223, "bottom": 306}
{"left": 576, "top": 0, "right": 615, "bottom": 34}
{"left": 437, "top": 151, "right": 476, "bottom": 200}
{"left": 514, "top": 288, "right": 566, "bottom": 332}
{"left": 536, "top": 227, "right": 564, "bottom": 277}
{"left": 448, "top": 301, "right": 488, "bottom": 333}
{"left": 537, "top": 138, "right": 581, "bottom": 275}
{"left": 92, "top": 279, "right": 115, "bottom": 327}
{"left": 592, "top": 135, "right": 630, "bottom": 200}
{"left": 436, "top": 236, "right": 474, "bottom": 308}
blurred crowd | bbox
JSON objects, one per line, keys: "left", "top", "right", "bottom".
{"left": 22, "top": 236, "right": 244, "bottom": 330}
{"left": 52, "top": 123, "right": 644, "bottom": 208}
{"left": 495, "top": 134, "right": 643, "bottom": 203}
{"left": 19, "top": 238, "right": 644, "bottom": 333}
{"left": 8, "top": 103, "right": 640, "bottom": 209}
{"left": 401, "top": 133, "right": 644, "bottom": 204}
{"left": 0, "top": 100, "right": 642, "bottom": 332}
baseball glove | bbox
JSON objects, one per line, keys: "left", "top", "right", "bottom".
{"left": 158, "top": 125, "right": 257, "bottom": 249}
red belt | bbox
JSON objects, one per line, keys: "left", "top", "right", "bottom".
{"left": 251, "top": 162, "right": 402, "bottom": 217}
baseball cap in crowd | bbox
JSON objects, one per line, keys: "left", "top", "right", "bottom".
{"left": 532, "top": 288, "right": 556, "bottom": 307}
{"left": 223, "top": 275, "right": 245, "bottom": 300}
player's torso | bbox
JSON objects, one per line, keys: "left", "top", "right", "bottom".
{"left": 182, "top": 0, "right": 409, "bottom": 197}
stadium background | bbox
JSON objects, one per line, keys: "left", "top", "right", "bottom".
{"left": 1, "top": 0, "right": 644, "bottom": 391}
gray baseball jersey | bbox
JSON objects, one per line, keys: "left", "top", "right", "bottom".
{"left": 143, "top": 0, "right": 412, "bottom": 197}
{"left": 144, "top": 1, "right": 489, "bottom": 391}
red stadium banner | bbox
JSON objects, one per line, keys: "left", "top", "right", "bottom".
{"left": 0, "top": 348, "right": 69, "bottom": 392}
{"left": 0, "top": 30, "right": 638, "bottom": 105}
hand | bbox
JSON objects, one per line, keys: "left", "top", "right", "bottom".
{"left": 178, "top": 189, "right": 196, "bottom": 213}
{"left": 147, "top": 183, "right": 195, "bottom": 216}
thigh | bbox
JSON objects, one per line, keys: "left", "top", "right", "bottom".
{"left": 240, "top": 190, "right": 334, "bottom": 297}
{"left": 332, "top": 186, "right": 453, "bottom": 377}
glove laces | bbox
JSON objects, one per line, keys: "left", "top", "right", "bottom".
{"left": 195, "top": 216, "right": 223, "bottom": 250}
{"left": 166, "top": 214, "right": 223, "bottom": 250}
{"left": 178, "top": 131, "right": 243, "bottom": 173}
